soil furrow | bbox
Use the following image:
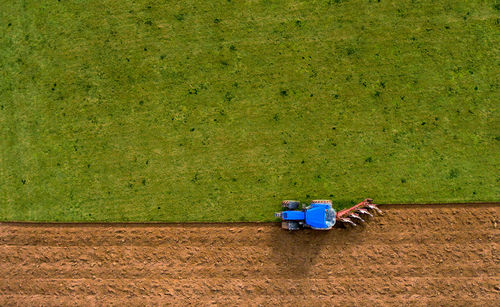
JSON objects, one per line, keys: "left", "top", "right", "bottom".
{"left": 0, "top": 263, "right": 498, "bottom": 279}
{"left": 1, "top": 229, "right": 497, "bottom": 247}
{"left": 1, "top": 277, "right": 498, "bottom": 297}
{"left": 1, "top": 244, "right": 497, "bottom": 267}
{"left": 0, "top": 295, "right": 498, "bottom": 307}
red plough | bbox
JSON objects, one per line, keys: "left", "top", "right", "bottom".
{"left": 336, "top": 198, "right": 382, "bottom": 227}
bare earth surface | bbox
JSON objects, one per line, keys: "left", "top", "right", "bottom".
{"left": 1, "top": 204, "right": 499, "bottom": 306}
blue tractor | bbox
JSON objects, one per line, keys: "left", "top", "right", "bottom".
{"left": 275, "top": 198, "right": 381, "bottom": 230}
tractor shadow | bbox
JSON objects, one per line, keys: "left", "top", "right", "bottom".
{"left": 268, "top": 224, "right": 369, "bottom": 279}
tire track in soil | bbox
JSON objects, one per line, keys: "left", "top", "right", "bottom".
{"left": 0, "top": 204, "right": 499, "bottom": 306}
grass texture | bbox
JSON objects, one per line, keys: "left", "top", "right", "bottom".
{"left": 1, "top": 0, "right": 499, "bottom": 221}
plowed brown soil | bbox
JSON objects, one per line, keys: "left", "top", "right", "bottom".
{"left": 1, "top": 204, "right": 499, "bottom": 306}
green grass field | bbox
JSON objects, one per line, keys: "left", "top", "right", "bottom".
{"left": 1, "top": 0, "right": 499, "bottom": 222}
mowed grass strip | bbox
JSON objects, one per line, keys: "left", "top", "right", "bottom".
{"left": 0, "top": 0, "right": 499, "bottom": 222}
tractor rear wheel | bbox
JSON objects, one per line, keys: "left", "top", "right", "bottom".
{"left": 281, "top": 221, "right": 300, "bottom": 230}
{"left": 281, "top": 200, "right": 300, "bottom": 209}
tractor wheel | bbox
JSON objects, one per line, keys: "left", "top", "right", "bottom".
{"left": 282, "top": 221, "right": 300, "bottom": 230}
{"left": 311, "top": 200, "right": 332, "bottom": 204}
{"left": 281, "top": 200, "right": 300, "bottom": 209}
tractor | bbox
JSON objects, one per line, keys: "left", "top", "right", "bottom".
{"left": 274, "top": 198, "right": 382, "bottom": 230}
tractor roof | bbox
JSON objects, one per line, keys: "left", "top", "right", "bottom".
{"left": 305, "top": 204, "right": 335, "bottom": 229}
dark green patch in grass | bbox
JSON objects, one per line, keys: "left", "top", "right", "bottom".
{"left": 448, "top": 169, "right": 459, "bottom": 179}
{"left": 174, "top": 13, "right": 185, "bottom": 21}
{"left": 346, "top": 47, "right": 356, "bottom": 55}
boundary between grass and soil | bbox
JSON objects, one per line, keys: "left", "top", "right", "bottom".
{"left": 1, "top": 202, "right": 498, "bottom": 227}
